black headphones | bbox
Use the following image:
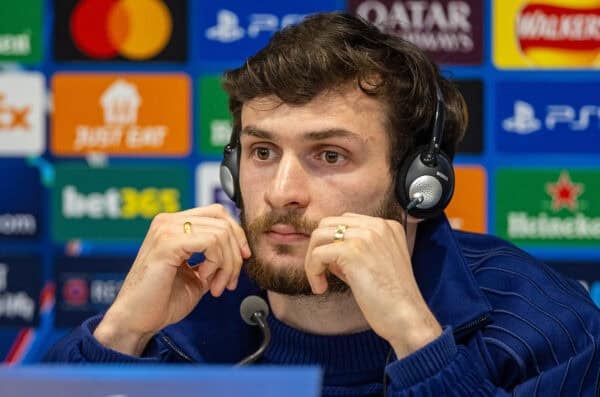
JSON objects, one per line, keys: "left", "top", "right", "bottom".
{"left": 219, "top": 84, "right": 454, "bottom": 219}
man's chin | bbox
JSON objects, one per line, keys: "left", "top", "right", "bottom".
{"left": 244, "top": 253, "right": 349, "bottom": 296}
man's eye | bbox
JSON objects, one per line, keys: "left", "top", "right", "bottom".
{"left": 321, "top": 151, "right": 342, "bottom": 164}
{"left": 254, "top": 147, "right": 271, "bottom": 160}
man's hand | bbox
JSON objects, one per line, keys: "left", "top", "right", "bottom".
{"left": 93, "top": 204, "right": 251, "bottom": 356}
{"left": 304, "top": 213, "right": 441, "bottom": 358}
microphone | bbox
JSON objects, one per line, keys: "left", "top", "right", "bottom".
{"left": 236, "top": 295, "right": 271, "bottom": 365}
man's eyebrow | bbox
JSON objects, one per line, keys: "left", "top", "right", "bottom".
{"left": 241, "top": 126, "right": 367, "bottom": 143}
{"left": 241, "top": 126, "right": 275, "bottom": 140}
{"left": 305, "top": 129, "right": 366, "bottom": 142}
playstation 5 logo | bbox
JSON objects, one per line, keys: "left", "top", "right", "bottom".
{"left": 503, "top": 100, "right": 599, "bottom": 135}
{"left": 503, "top": 101, "right": 541, "bottom": 134}
{"left": 205, "top": 9, "right": 306, "bottom": 43}
{"left": 206, "top": 10, "right": 244, "bottom": 43}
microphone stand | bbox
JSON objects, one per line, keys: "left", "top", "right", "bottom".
{"left": 236, "top": 300, "right": 271, "bottom": 366}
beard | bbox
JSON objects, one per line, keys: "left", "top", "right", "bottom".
{"left": 240, "top": 190, "right": 404, "bottom": 296}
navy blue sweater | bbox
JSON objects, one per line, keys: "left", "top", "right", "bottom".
{"left": 45, "top": 216, "right": 600, "bottom": 396}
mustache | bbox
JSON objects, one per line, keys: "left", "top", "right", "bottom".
{"left": 245, "top": 212, "right": 320, "bottom": 236}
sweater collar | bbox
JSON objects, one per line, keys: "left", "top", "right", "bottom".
{"left": 263, "top": 314, "right": 390, "bottom": 379}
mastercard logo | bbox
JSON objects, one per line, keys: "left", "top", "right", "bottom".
{"left": 70, "top": 0, "right": 173, "bottom": 60}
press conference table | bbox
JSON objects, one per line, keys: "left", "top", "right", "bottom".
{"left": 0, "top": 365, "right": 321, "bottom": 397}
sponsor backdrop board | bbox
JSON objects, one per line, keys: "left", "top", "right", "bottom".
{"left": 0, "top": 164, "right": 42, "bottom": 241}
{"left": 493, "top": 0, "right": 600, "bottom": 69}
{"left": 348, "top": 0, "right": 484, "bottom": 65}
{"left": 0, "top": 73, "right": 46, "bottom": 156}
{"left": 0, "top": 256, "right": 42, "bottom": 328}
{"left": 0, "top": 0, "right": 43, "bottom": 64}
{"left": 0, "top": 0, "right": 598, "bottom": 364}
{"left": 52, "top": 164, "right": 191, "bottom": 241}
{"left": 52, "top": 73, "right": 191, "bottom": 157}
{"left": 53, "top": 0, "right": 187, "bottom": 62}
{"left": 496, "top": 81, "right": 600, "bottom": 153}
{"left": 196, "top": 0, "right": 339, "bottom": 61}
{"left": 496, "top": 169, "right": 600, "bottom": 247}
{"left": 54, "top": 256, "right": 133, "bottom": 328}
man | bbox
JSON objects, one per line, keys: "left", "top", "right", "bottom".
{"left": 45, "top": 12, "right": 600, "bottom": 396}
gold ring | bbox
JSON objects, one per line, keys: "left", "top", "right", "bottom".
{"left": 183, "top": 221, "right": 192, "bottom": 234}
{"left": 333, "top": 224, "right": 347, "bottom": 243}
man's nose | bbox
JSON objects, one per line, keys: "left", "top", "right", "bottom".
{"left": 264, "top": 153, "right": 310, "bottom": 210}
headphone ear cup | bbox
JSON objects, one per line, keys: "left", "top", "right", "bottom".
{"left": 220, "top": 143, "right": 241, "bottom": 207}
{"left": 396, "top": 146, "right": 455, "bottom": 219}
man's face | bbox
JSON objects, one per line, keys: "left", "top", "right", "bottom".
{"left": 239, "top": 85, "right": 402, "bottom": 295}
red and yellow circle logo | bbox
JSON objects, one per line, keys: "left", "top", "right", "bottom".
{"left": 70, "top": 0, "right": 172, "bottom": 60}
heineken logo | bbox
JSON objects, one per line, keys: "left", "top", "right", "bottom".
{"left": 546, "top": 171, "right": 584, "bottom": 212}
{"left": 496, "top": 169, "right": 600, "bottom": 246}
{"left": 508, "top": 213, "right": 600, "bottom": 240}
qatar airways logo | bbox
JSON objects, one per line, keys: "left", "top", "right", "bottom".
{"left": 349, "top": 0, "right": 483, "bottom": 63}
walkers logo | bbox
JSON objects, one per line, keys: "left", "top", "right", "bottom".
{"left": 348, "top": 0, "right": 483, "bottom": 64}
{"left": 197, "top": 0, "right": 338, "bottom": 61}
{"left": 0, "top": 0, "right": 43, "bottom": 63}
{"left": 52, "top": 74, "right": 190, "bottom": 156}
{"left": 198, "top": 75, "right": 233, "bottom": 156}
{"left": 0, "top": 256, "right": 41, "bottom": 327}
{"left": 0, "top": 73, "right": 45, "bottom": 156}
{"left": 496, "top": 169, "right": 600, "bottom": 246}
{"left": 55, "top": 256, "right": 131, "bottom": 327}
{"left": 497, "top": 81, "right": 600, "bottom": 153}
{"left": 196, "top": 163, "right": 238, "bottom": 218}
{"left": 494, "top": 0, "right": 600, "bottom": 68}
{"left": 0, "top": 165, "right": 42, "bottom": 240}
{"left": 54, "top": 0, "right": 187, "bottom": 62}
{"left": 51, "top": 165, "right": 190, "bottom": 241}
{"left": 445, "top": 166, "right": 486, "bottom": 233}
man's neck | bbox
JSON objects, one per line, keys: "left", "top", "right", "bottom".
{"left": 267, "top": 290, "right": 371, "bottom": 335}
{"left": 267, "top": 221, "right": 418, "bottom": 335}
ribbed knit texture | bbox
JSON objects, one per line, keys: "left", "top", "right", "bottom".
{"left": 263, "top": 314, "right": 390, "bottom": 378}
{"left": 79, "top": 316, "right": 165, "bottom": 363}
{"left": 385, "top": 327, "right": 457, "bottom": 390}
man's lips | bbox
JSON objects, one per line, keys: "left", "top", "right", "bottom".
{"left": 265, "top": 224, "right": 310, "bottom": 243}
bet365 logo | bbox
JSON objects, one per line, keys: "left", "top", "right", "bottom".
{"left": 62, "top": 185, "right": 180, "bottom": 219}
{"left": 52, "top": 165, "right": 189, "bottom": 241}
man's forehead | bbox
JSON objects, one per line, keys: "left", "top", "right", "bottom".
{"left": 241, "top": 86, "right": 387, "bottom": 125}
